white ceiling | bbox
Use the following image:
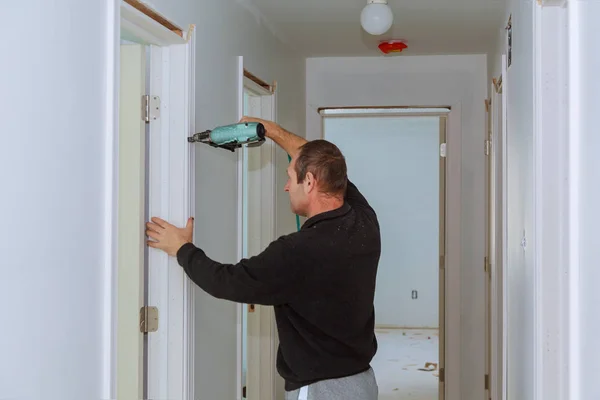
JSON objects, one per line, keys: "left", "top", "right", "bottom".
{"left": 245, "top": 0, "right": 506, "bottom": 56}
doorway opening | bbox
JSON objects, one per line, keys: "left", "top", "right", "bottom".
{"left": 322, "top": 107, "right": 449, "bottom": 400}
{"left": 117, "top": 3, "right": 195, "bottom": 400}
{"left": 239, "top": 67, "right": 279, "bottom": 400}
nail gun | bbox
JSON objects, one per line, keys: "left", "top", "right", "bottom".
{"left": 188, "top": 122, "right": 266, "bottom": 152}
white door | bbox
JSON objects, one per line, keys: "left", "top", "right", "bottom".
{"left": 0, "top": 1, "right": 119, "bottom": 398}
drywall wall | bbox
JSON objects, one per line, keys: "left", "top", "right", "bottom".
{"left": 573, "top": 1, "right": 600, "bottom": 398}
{"left": 307, "top": 55, "right": 487, "bottom": 400}
{"left": 0, "top": 1, "right": 118, "bottom": 399}
{"left": 324, "top": 116, "right": 440, "bottom": 328}
{"left": 489, "top": 2, "right": 535, "bottom": 400}
{"left": 143, "top": 0, "right": 305, "bottom": 398}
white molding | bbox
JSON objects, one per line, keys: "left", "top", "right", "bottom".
{"left": 120, "top": 1, "right": 186, "bottom": 46}
{"left": 104, "top": 1, "right": 120, "bottom": 398}
{"left": 489, "top": 81, "right": 504, "bottom": 400}
{"left": 445, "top": 104, "right": 462, "bottom": 400}
{"left": 183, "top": 26, "right": 196, "bottom": 400}
{"left": 236, "top": 55, "right": 245, "bottom": 400}
{"left": 501, "top": 54, "right": 509, "bottom": 400}
{"left": 244, "top": 76, "right": 272, "bottom": 96}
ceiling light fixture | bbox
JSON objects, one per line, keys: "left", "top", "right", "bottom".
{"left": 360, "top": 0, "right": 394, "bottom": 36}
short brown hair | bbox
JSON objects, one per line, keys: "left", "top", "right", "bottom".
{"left": 295, "top": 140, "right": 348, "bottom": 196}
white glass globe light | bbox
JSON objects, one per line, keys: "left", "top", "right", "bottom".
{"left": 360, "top": 1, "right": 394, "bottom": 35}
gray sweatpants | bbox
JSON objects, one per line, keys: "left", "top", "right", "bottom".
{"left": 285, "top": 368, "right": 378, "bottom": 400}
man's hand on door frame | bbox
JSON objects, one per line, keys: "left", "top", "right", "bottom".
{"left": 146, "top": 217, "right": 194, "bottom": 257}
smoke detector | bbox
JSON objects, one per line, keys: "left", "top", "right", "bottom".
{"left": 378, "top": 40, "right": 408, "bottom": 55}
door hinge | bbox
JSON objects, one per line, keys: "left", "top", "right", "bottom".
{"left": 439, "top": 367, "right": 445, "bottom": 383}
{"left": 248, "top": 304, "right": 256, "bottom": 313}
{"left": 485, "top": 256, "right": 492, "bottom": 278}
{"left": 485, "top": 373, "right": 490, "bottom": 390}
{"left": 140, "top": 306, "right": 159, "bottom": 333}
{"left": 439, "top": 255, "right": 445, "bottom": 270}
{"left": 485, "top": 139, "right": 491, "bottom": 156}
{"left": 242, "top": 386, "right": 247, "bottom": 398}
{"left": 142, "top": 95, "right": 161, "bottom": 123}
{"left": 484, "top": 256, "right": 489, "bottom": 273}
{"left": 440, "top": 143, "right": 447, "bottom": 158}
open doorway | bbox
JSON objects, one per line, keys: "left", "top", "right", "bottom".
{"left": 322, "top": 108, "right": 449, "bottom": 400}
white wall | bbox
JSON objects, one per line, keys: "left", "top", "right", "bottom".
{"left": 489, "top": 2, "right": 535, "bottom": 400}
{"left": 571, "top": 1, "right": 600, "bottom": 399}
{"left": 143, "top": 1, "right": 305, "bottom": 398}
{"left": 0, "top": 1, "right": 118, "bottom": 399}
{"left": 324, "top": 116, "right": 440, "bottom": 328}
{"left": 307, "top": 55, "right": 487, "bottom": 400}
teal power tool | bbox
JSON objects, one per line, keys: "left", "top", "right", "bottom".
{"left": 188, "top": 122, "right": 266, "bottom": 152}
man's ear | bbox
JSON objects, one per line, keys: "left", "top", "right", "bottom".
{"left": 304, "top": 172, "right": 316, "bottom": 194}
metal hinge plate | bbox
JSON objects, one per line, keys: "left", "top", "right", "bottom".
{"left": 140, "top": 306, "right": 159, "bottom": 333}
{"left": 440, "top": 255, "right": 445, "bottom": 270}
{"left": 440, "top": 143, "right": 447, "bottom": 158}
{"left": 439, "top": 367, "right": 445, "bottom": 383}
{"left": 142, "top": 95, "right": 160, "bottom": 122}
{"left": 485, "top": 139, "right": 492, "bottom": 156}
{"left": 485, "top": 374, "right": 490, "bottom": 390}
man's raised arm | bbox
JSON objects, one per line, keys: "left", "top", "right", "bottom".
{"left": 240, "top": 117, "right": 307, "bottom": 157}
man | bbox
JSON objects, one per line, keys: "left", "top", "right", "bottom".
{"left": 146, "top": 117, "right": 381, "bottom": 400}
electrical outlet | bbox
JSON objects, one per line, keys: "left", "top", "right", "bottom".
{"left": 412, "top": 290, "right": 418, "bottom": 299}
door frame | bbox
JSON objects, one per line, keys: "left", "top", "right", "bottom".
{"left": 319, "top": 106, "right": 462, "bottom": 400}
{"left": 237, "top": 57, "right": 280, "bottom": 400}
{"left": 119, "top": 2, "right": 196, "bottom": 400}
{"left": 488, "top": 61, "right": 507, "bottom": 400}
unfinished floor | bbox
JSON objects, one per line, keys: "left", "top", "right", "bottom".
{"left": 371, "top": 328, "right": 439, "bottom": 400}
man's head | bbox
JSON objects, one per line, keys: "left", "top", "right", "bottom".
{"left": 285, "top": 140, "right": 348, "bottom": 217}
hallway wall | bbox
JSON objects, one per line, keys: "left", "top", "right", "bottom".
{"left": 570, "top": 2, "right": 600, "bottom": 399}
{"left": 0, "top": 1, "right": 119, "bottom": 398}
{"left": 306, "top": 55, "right": 488, "bottom": 400}
{"left": 489, "top": 2, "right": 535, "bottom": 400}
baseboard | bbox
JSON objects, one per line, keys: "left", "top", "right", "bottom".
{"left": 375, "top": 325, "right": 439, "bottom": 330}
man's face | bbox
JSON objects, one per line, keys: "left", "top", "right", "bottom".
{"left": 285, "top": 157, "right": 309, "bottom": 217}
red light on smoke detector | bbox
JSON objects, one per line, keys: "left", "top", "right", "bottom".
{"left": 378, "top": 40, "right": 408, "bottom": 54}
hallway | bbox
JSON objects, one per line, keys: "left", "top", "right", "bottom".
{"left": 372, "top": 329, "right": 439, "bottom": 400}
